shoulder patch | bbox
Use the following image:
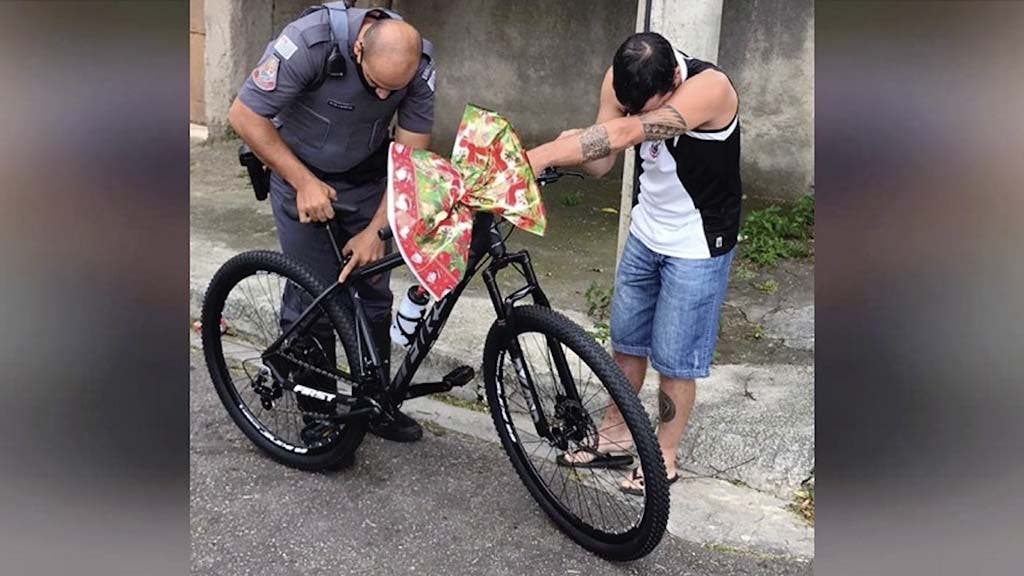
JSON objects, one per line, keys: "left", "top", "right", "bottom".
{"left": 252, "top": 55, "right": 280, "bottom": 91}
{"left": 274, "top": 34, "right": 298, "bottom": 60}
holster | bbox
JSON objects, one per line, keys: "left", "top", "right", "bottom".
{"left": 238, "top": 143, "right": 270, "bottom": 201}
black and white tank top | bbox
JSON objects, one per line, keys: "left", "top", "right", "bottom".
{"left": 631, "top": 50, "right": 742, "bottom": 259}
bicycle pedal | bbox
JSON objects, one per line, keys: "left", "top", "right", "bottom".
{"left": 442, "top": 365, "right": 475, "bottom": 388}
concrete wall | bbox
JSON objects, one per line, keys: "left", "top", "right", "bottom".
{"left": 390, "top": 0, "right": 638, "bottom": 154}
{"left": 202, "top": 0, "right": 814, "bottom": 200}
{"left": 204, "top": 0, "right": 273, "bottom": 137}
{"left": 265, "top": 0, "right": 637, "bottom": 152}
{"left": 273, "top": 1, "right": 393, "bottom": 37}
{"left": 647, "top": 0, "right": 724, "bottom": 62}
{"left": 190, "top": 0, "right": 206, "bottom": 124}
{"left": 272, "top": 0, "right": 311, "bottom": 36}
{"left": 203, "top": 0, "right": 386, "bottom": 136}
{"left": 718, "top": 0, "right": 814, "bottom": 199}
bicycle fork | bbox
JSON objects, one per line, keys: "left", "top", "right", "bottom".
{"left": 504, "top": 339, "right": 553, "bottom": 439}
{"left": 483, "top": 249, "right": 585, "bottom": 445}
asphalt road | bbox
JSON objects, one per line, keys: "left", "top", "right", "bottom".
{"left": 190, "top": 353, "right": 812, "bottom": 575}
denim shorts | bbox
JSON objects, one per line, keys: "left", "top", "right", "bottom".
{"left": 610, "top": 233, "right": 734, "bottom": 379}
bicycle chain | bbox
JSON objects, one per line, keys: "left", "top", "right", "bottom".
{"left": 249, "top": 351, "right": 367, "bottom": 421}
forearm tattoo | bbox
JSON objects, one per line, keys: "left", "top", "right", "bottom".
{"left": 640, "top": 105, "right": 689, "bottom": 141}
{"left": 579, "top": 124, "right": 612, "bottom": 162}
{"left": 658, "top": 389, "right": 677, "bottom": 423}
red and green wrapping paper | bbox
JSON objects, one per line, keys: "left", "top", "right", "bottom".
{"left": 387, "top": 104, "right": 546, "bottom": 300}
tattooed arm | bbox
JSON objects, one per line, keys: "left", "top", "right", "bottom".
{"left": 571, "top": 68, "right": 627, "bottom": 178}
{"left": 525, "top": 105, "right": 685, "bottom": 174}
{"left": 527, "top": 69, "right": 736, "bottom": 174}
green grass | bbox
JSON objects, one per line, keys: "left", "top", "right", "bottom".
{"left": 791, "top": 482, "right": 815, "bottom": 525}
{"left": 705, "top": 543, "right": 788, "bottom": 561}
{"left": 219, "top": 122, "right": 241, "bottom": 142}
{"left": 584, "top": 282, "right": 614, "bottom": 344}
{"left": 559, "top": 190, "right": 583, "bottom": 207}
{"left": 589, "top": 321, "right": 611, "bottom": 345}
{"left": 732, "top": 260, "right": 758, "bottom": 282}
{"left": 739, "top": 195, "right": 814, "bottom": 267}
{"left": 752, "top": 278, "right": 779, "bottom": 294}
{"left": 749, "top": 324, "right": 765, "bottom": 340}
{"left": 434, "top": 392, "right": 489, "bottom": 413}
{"left": 585, "top": 282, "right": 613, "bottom": 320}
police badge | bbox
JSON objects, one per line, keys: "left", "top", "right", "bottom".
{"left": 252, "top": 55, "right": 280, "bottom": 91}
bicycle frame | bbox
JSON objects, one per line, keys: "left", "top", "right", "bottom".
{"left": 262, "top": 213, "right": 581, "bottom": 432}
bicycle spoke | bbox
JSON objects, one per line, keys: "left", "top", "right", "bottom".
{"left": 214, "top": 267, "right": 356, "bottom": 452}
{"left": 518, "top": 336, "right": 553, "bottom": 408}
{"left": 254, "top": 272, "right": 284, "bottom": 341}
{"left": 588, "top": 474, "right": 628, "bottom": 532}
{"left": 237, "top": 279, "right": 276, "bottom": 346}
{"left": 496, "top": 326, "right": 651, "bottom": 538}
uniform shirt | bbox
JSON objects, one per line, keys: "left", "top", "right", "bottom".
{"left": 631, "top": 49, "right": 742, "bottom": 259}
{"left": 237, "top": 8, "right": 435, "bottom": 171}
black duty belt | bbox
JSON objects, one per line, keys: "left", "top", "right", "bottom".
{"left": 239, "top": 138, "right": 392, "bottom": 202}
{"left": 303, "top": 138, "right": 392, "bottom": 187}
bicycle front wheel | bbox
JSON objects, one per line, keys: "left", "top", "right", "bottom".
{"left": 483, "top": 305, "right": 669, "bottom": 560}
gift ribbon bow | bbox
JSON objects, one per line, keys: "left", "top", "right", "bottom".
{"left": 387, "top": 104, "right": 546, "bottom": 300}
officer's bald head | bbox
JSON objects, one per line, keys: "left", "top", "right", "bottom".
{"left": 360, "top": 19, "right": 421, "bottom": 88}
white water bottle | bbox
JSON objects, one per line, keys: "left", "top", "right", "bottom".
{"left": 390, "top": 285, "right": 431, "bottom": 348}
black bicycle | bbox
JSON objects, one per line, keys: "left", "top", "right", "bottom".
{"left": 200, "top": 168, "right": 669, "bottom": 560}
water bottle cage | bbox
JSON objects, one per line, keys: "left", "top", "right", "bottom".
{"left": 394, "top": 310, "right": 423, "bottom": 341}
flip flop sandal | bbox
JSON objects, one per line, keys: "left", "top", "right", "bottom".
{"left": 619, "top": 467, "right": 680, "bottom": 496}
{"left": 556, "top": 447, "right": 635, "bottom": 469}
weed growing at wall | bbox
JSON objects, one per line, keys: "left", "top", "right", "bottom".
{"left": 739, "top": 196, "right": 814, "bottom": 266}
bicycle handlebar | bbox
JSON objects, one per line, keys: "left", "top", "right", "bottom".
{"left": 536, "top": 167, "right": 585, "bottom": 187}
{"left": 282, "top": 168, "right": 583, "bottom": 242}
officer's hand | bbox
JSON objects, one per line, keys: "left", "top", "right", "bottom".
{"left": 296, "top": 178, "right": 337, "bottom": 223}
{"left": 338, "top": 228, "right": 385, "bottom": 284}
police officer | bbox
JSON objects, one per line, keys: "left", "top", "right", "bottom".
{"left": 228, "top": 2, "right": 437, "bottom": 443}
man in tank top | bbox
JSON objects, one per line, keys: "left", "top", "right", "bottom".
{"left": 527, "top": 32, "right": 742, "bottom": 495}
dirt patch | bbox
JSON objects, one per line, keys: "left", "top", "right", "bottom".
{"left": 716, "top": 256, "right": 815, "bottom": 366}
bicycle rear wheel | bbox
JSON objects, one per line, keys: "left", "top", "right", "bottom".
{"left": 483, "top": 305, "right": 669, "bottom": 560}
{"left": 201, "top": 250, "right": 367, "bottom": 470}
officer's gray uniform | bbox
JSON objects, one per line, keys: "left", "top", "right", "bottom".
{"left": 237, "top": 4, "right": 435, "bottom": 374}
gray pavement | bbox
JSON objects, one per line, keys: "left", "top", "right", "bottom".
{"left": 190, "top": 353, "right": 812, "bottom": 575}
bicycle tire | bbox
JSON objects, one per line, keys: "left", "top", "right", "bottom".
{"left": 201, "top": 250, "right": 367, "bottom": 471}
{"left": 483, "top": 305, "right": 669, "bottom": 560}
